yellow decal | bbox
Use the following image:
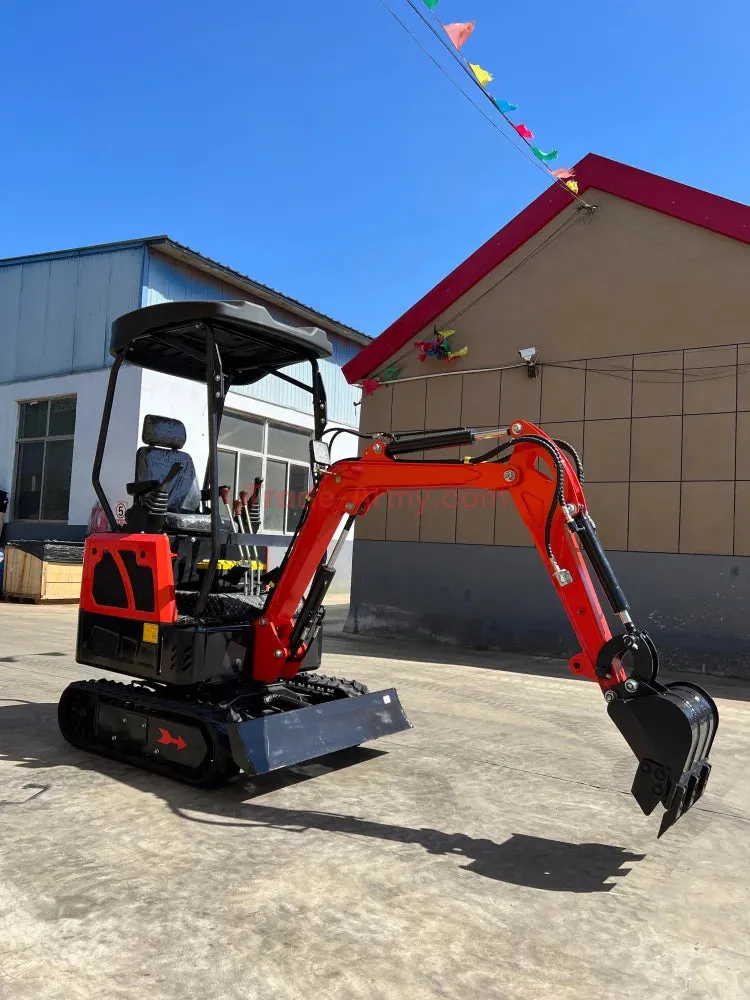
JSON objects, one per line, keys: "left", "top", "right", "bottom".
{"left": 142, "top": 623, "right": 159, "bottom": 644}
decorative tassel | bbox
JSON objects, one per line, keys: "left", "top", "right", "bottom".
{"left": 414, "top": 328, "right": 468, "bottom": 363}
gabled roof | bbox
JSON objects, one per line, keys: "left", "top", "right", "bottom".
{"left": 342, "top": 153, "right": 750, "bottom": 384}
{"left": 0, "top": 236, "right": 370, "bottom": 347}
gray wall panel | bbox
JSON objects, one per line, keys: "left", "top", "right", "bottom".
{"left": 347, "top": 540, "right": 750, "bottom": 678}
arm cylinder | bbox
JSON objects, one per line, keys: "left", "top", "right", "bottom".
{"left": 570, "top": 512, "right": 630, "bottom": 615}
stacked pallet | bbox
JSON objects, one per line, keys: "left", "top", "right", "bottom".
{"left": 2, "top": 540, "right": 84, "bottom": 604}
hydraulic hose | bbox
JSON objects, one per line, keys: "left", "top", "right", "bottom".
{"left": 553, "top": 438, "right": 584, "bottom": 484}
{"left": 470, "top": 434, "right": 566, "bottom": 563}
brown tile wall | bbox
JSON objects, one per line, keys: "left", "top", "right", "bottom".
{"left": 362, "top": 343, "right": 747, "bottom": 555}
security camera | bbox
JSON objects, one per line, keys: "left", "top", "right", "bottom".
{"left": 518, "top": 347, "right": 539, "bottom": 379}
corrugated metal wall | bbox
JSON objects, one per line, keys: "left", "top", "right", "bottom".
{"left": 0, "top": 245, "right": 362, "bottom": 426}
{"left": 0, "top": 248, "right": 143, "bottom": 382}
{"left": 144, "top": 251, "right": 361, "bottom": 426}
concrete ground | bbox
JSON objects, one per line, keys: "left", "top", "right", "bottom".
{"left": 1, "top": 602, "right": 749, "bottom": 1000}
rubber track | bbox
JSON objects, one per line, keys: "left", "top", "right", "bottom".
{"left": 59, "top": 673, "right": 369, "bottom": 786}
{"left": 58, "top": 679, "right": 239, "bottom": 787}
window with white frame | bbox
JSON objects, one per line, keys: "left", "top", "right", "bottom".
{"left": 217, "top": 410, "right": 311, "bottom": 534}
{"left": 13, "top": 396, "right": 77, "bottom": 521}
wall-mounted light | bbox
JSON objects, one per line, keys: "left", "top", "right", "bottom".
{"left": 518, "top": 347, "right": 539, "bottom": 379}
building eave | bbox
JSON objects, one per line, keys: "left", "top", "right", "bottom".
{"left": 342, "top": 152, "right": 750, "bottom": 384}
{"left": 146, "top": 238, "right": 371, "bottom": 347}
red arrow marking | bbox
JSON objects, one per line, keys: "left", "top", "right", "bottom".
{"left": 157, "top": 728, "right": 187, "bottom": 750}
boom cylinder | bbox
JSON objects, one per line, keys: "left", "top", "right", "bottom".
{"left": 385, "top": 428, "right": 474, "bottom": 456}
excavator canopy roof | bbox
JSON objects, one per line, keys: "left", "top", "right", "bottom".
{"left": 110, "top": 300, "right": 333, "bottom": 385}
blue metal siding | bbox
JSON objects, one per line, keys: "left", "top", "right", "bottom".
{"left": 231, "top": 357, "right": 361, "bottom": 426}
{"left": 144, "top": 251, "right": 362, "bottom": 426}
{"left": 145, "top": 252, "right": 231, "bottom": 305}
{"left": 0, "top": 265, "right": 22, "bottom": 380}
{"left": 0, "top": 247, "right": 143, "bottom": 383}
{"left": 46, "top": 257, "right": 80, "bottom": 373}
{"left": 72, "top": 253, "right": 110, "bottom": 372}
{"left": 17, "top": 261, "right": 50, "bottom": 378}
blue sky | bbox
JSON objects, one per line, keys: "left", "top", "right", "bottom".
{"left": 1, "top": 1, "right": 747, "bottom": 335}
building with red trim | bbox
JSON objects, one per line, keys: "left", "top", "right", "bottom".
{"left": 343, "top": 154, "right": 750, "bottom": 676}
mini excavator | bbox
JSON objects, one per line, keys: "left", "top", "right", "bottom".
{"left": 59, "top": 301, "right": 719, "bottom": 837}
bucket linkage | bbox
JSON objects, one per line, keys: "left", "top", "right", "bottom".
{"left": 597, "top": 630, "right": 719, "bottom": 836}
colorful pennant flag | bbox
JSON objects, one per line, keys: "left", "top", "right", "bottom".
{"left": 355, "top": 365, "right": 403, "bottom": 403}
{"left": 531, "top": 146, "right": 558, "bottom": 162}
{"left": 552, "top": 167, "right": 575, "bottom": 180}
{"left": 421, "top": 0, "right": 440, "bottom": 8}
{"left": 514, "top": 123, "right": 534, "bottom": 140}
{"left": 493, "top": 98, "right": 517, "bottom": 114}
{"left": 359, "top": 378, "right": 384, "bottom": 398}
{"left": 565, "top": 179, "right": 579, "bottom": 194}
{"left": 468, "top": 63, "right": 493, "bottom": 87}
{"left": 444, "top": 21, "right": 475, "bottom": 49}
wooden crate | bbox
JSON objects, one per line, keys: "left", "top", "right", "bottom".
{"left": 2, "top": 541, "right": 84, "bottom": 604}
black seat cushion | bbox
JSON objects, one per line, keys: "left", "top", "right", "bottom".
{"left": 163, "top": 511, "right": 213, "bottom": 534}
{"left": 135, "top": 446, "right": 202, "bottom": 514}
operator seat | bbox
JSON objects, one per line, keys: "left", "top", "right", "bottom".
{"left": 129, "top": 416, "right": 264, "bottom": 623}
{"left": 132, "top": 414, "right": 208, "bottom": 533}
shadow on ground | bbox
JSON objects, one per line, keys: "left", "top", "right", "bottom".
{"left": 0, "top": 701, "right": 645, "bottom": 893}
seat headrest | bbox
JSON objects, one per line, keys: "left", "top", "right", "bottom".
{"left": 142, "top": 414, "right": 187, "bottom": 450}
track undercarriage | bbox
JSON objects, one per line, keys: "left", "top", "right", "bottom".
{"left": 57, "top": 672, "right": 397, "bottom": 786}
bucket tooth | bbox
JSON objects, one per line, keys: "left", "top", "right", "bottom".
{"left": 607, "top": 679, "right": 718, "bottom": 834}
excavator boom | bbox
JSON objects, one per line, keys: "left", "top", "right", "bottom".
{"left": 240, "top": 419, "right": 718, "bottom": 837}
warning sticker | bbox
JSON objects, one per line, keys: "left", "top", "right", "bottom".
{"left": 142, "top": 623, "right": 159, "bottom": 644}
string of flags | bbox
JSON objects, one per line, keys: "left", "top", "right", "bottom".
{"left": 356, "top": 0, "right": 581, "bottom": 402}
{"left": 355, "top": 365, "right": 403, "bottom": 403}
{"left": 358, "top": 328, "right": 469, "bottom": 399}
{"left": 417, "top": 0, "right": 579, "bottom": 196}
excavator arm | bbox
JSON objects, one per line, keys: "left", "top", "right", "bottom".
{"left": 251, "top": 419, "right": 718, "bottom": 836}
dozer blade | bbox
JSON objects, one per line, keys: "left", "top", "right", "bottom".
{"left": 607, "top": 680, "right": 719, "bottom": 836}
{"left": 227, "top": 687, "right": 412, "bottom": 775}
